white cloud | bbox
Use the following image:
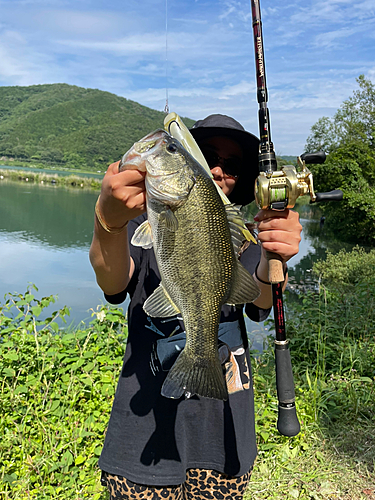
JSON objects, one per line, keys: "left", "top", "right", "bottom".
{"left": 34, "top": 10, "right": 119, "bottom": 35}
{"left": 218, "top": 81, "right": 255, "bottom": 99}
{"left": 0, "top": 30, "right": 56, "bottom": 84}
{"left": 57, "top": 35, "right": 167, "bottom": 55}
{"left": 314, "top": 27, "right": 362, "bottom": 49}
{"left": 0, "top": 0, "right": 372, "bottom": 154}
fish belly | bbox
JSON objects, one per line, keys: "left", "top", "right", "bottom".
{"left": 149, "top": 176, "right": 234, "bottom": 400}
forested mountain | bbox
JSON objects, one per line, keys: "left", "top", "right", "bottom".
{"left": 0, "top": 84, "right": 195, "bottom": 170}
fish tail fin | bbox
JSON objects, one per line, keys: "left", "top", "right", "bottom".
{"left": 161, "top": 349, "right": 228, "bottom": 401}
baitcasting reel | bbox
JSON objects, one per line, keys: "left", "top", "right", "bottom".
{"left": 255, "top": 151, "right": 343, "bottom": 210}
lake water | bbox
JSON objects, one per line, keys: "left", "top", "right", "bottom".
{"left": 0, "top": 179, "right": 105, "bottom": 326}
{"left": 0, "top": 178, "right": 331, "bottom": 347}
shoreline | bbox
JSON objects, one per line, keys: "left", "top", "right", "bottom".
{"left": 0, "top": 167, "right": 102, "bottom": 190}
{"left": 0, "top": 158, "right": 105, "bottom": 177}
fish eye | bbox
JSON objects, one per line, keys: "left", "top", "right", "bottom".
{"left": 167, "top": 143, "right": 178, "bottom": 153}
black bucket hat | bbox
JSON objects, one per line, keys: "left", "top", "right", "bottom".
{"left": 190, "top": 114, "right": 259, "bottom": 206}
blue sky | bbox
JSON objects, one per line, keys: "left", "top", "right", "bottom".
{"left": 0, "top": 0, "right": 374, "bottom": 155}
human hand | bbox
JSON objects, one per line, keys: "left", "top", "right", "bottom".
{"left": 254, "top": 208, "right": 302, "bottom": 264}
{"left": 97, "top": 161, "right": 147, "bottom": 229}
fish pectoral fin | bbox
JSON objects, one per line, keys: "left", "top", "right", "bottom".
{"left": 143, "top": 283, "right": 180, "bottom": 318}
{"left": 225, "top": 261, "right": 260, "bottom": 305}
{"left": 131, "top": 220, "right": 153, "bottom": 249}
{"left": 159, "top": 208, "right": 178, "bottom": 232}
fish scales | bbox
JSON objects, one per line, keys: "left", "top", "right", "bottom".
{"left": 119, "top": 129, "right": 260, "bottom": 400}
{"left": 149, "top": 174, "right": 234, "bottom": 351}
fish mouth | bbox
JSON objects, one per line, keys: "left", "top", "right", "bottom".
{"left": 120, "top": 149, "right": 146, "bottom": 171}
{"left": 119, "top": 129, "right": 168, "bottom": 172}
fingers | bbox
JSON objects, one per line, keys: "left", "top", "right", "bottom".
{"left": 104, "top": 161, "right": 146, "bottom": 185}
{"left": 255, "top": 209, "right": 302, "bottom": 262}
{"left": 98, "top": 162, "right": 147, "bottom": 227}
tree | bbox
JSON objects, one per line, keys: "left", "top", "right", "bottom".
{"left": 305, "top": 116, "right": 337, "bottom": 154}
{"left": 305, "top": 75, "right": 375, "bottom": 243}
{"left": 305, "top": 75, "right": 375, "bottom": 155}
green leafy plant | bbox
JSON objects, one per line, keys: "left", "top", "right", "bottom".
{"left": 0, "top": 285, "right": 127, "bottom": 499}
{"left": 305, "top": 75, "right": 375, "bottom": 244}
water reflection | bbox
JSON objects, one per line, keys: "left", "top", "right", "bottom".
{"left": 0, "top": 180, "right": 351, "bottom": 334}
{"left": 1, "top": 179, "right": 98, "bottom": 249}
{"left": 287, "top": 203, "right": 359, "bottom": 292}
{"left": 0, "top": 179, "right": 107, "bottom": 325}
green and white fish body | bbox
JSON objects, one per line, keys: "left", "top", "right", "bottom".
{"left": 119, "top": 129, "right": 260, "bottom": 400}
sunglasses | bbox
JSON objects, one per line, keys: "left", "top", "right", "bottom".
{"left": 200, "top": 148, "right": 242, "bottom": 179}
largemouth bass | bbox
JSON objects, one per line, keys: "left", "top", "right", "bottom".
{"left": 119, "top": 129, "right": 260, "bottom": 400}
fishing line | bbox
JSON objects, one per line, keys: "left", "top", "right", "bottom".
{"left": 164, "top": 0, "right": 170, "bottom": 114}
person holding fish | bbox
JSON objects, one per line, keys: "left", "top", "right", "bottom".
{"left": 90, "top": 114, "right": 302, "bottom": 500}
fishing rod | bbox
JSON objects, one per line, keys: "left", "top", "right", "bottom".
{"left": 250, "top": 0, "right": 342, "bottom": 437}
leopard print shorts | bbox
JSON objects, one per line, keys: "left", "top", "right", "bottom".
{"left": 101, "top": 467, "right": 252, "bottom": 500}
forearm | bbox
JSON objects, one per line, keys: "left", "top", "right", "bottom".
{"left": 89, "top": 161, "right": 146, "bottom": 295}
{"left": 89, "top": 216, "right": 133, "bottom": 296}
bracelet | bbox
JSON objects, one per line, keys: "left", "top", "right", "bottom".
{"left": 254, "top": 262, "right": 271, "bottom": 285}
{"left": 254, "top": 262, "right": 288, "bottom": 285}
{"left": 95, "top": 195, "right": 129, "bottom": 234}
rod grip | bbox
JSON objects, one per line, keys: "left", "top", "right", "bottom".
{"left": 275, "top": 341, "right": 300, "bottom": 437}
{"left": 266, "top": 251, "right": 285, "bottom": 283}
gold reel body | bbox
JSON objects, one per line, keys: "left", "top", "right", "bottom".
{"left": 255, "top": 158, "right": 316, "bottom": 211}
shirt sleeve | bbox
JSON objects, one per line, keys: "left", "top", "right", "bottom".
{"left": 240, "top": 242, "right": 271, "bottom": 323}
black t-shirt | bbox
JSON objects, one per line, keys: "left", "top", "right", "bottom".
{"left": 98, "top": 214, "right": 270, "bottom": 486}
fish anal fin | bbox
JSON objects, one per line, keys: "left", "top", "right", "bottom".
{"left": 226, "top": 261, "right": 260, "bottom": 306}
{"left": 143, "top": 283, "right": 180, "bottom": 318}
{"left": 161, "top": 350, "right": 228, "bottom": 401}
{"left": 131, "top": 220, "right": 153, "bottom": 249}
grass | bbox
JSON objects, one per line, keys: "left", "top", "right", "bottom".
{"left": 0, "top": 168, "right": 102, "bottom": 190}
{"left": 247, "top": 347, "right": 375, "bottom": 499}
{"left": 1, "top": 244, "right": 374, "bottom": 499}
{"left": 0, "top": 288, "right": 126, "bottom": 499}
{"left": 245, "top": 246, "right": 375, "bottom": 499}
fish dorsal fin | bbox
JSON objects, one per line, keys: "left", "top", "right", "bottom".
{"left": 226, "top": 261, "right": 260, "bottom": 306}
{"left": 225, "top": 204, "right": 257, "bottom": 254}
{"left": 143, "top": 283, "right": 181, "bottom": 318}
{"left": 159, "top": 208, "right": 179, "bottom": 232}
{"left": 131, "top": 220, "right": 153, "bottom": 249}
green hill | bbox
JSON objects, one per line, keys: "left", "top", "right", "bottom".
{"left": 0, "top": 84, "right": 195, "bottom": 170}
{"left": 279, "top": 155, "right": 297, "bottom": 165}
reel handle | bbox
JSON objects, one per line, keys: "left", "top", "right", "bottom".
{"left": 314, "top": 189, "right": 343, "bottom": 203}
{"left": 300, "top": 151, "right": 326, "bottom": 164}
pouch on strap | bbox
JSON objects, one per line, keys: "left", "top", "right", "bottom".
{"left": 155, "top": 321, "right": 244, "bottom": 372}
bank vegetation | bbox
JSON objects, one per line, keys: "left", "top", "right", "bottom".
{"left": 1, "top": 245, "right": 374, "bottom": 499}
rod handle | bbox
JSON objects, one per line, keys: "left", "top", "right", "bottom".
{"left": 275, "top": 341, "right": 301, "bottom": 437}
{"left": 277, "top": 405, "right": 300, "bottom": 437}
{"left": 266, "top": 251, "right": 284, "bottom": 283}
